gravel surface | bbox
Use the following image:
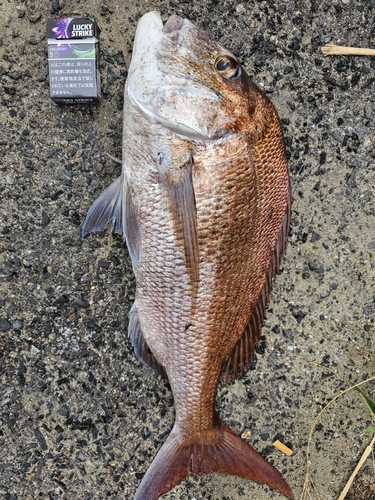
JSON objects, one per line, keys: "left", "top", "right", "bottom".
{"left": 1, "top": 1, "right": 375, "bottom": 499}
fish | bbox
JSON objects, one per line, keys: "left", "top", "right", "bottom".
{"left": 82, "top": 11, "right": 292, "bottom": 500}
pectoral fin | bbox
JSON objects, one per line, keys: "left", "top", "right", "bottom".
{"left": 158, "top": 156, "right": 199, "bottom": 286}
{"left": 82, "top": 175, "right": 141, "bottom": 269}
{"left": 82, "top": 176, "right": 124, "bottom": 237}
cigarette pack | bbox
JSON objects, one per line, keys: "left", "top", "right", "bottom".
{"left": 47, "top": 17, "right": 100, "bottom": 104}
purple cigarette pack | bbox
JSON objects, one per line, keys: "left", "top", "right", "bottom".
{"left": 47, "top": 17, "right": 101, "bottom": 104}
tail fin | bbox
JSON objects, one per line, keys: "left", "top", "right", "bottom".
{"left": 134, "top": 422, "right": 293, "bottom": 500}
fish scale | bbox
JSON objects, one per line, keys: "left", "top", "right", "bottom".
{"left": 82, "top": 11, "right": 293, "bottom": 500}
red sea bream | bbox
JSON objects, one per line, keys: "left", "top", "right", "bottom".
{"left": 83, "top": 11, "right": 292, "bottom": 500}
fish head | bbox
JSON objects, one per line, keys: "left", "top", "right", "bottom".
{"left": 127, "top": 12, "right": 260, "bottom": 142}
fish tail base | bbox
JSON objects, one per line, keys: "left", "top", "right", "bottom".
{"left": 133, "top": 422, "right": 293, "bottom": 499}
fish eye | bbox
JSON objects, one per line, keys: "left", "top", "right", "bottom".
{"left": 214, "top": 55, "right": 241, "bottom": 80}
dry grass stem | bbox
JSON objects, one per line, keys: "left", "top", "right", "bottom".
{"left": 300, "top": 374, "right": 375, "bottom": 500}
{"left": 322, "top": 44, "right": 375, "bottom": 56}
{"left": 337, "top": 433, "right": 375, "bottom": 500}
{"left": 311, "top": 477, "right": 321, "bottom": 500}
{"left": 109, "top": 13, "right": 132, "bottom": 70}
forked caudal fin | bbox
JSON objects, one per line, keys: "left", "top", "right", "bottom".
{"left": 133, "top": 421, "right": 293, "bottom": 499}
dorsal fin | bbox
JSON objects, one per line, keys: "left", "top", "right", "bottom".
{"left": 220, "top": 188, "right": 291, "bottom": 383}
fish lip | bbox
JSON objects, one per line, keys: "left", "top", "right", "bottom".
{"left": 162, "top": 14, "right": 184, "bottom": 34}
{"left": 160, "top": 14, "right": 186, "bottom": 44}
{"left": 135, "top": 12, "right": 184, "bottom": 40}
{"left": 140, "top": 11, "right": 163, "bottom": 30}
{"left": 128, "top": 11, "right": 163, "bottom": 75}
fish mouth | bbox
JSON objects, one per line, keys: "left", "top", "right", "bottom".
{"left": 136, "top": 11, "right": 163, "bottom": 31}
{"left": 133, "top": 11, "right": 185, "bottom": 37}
{"left": 132, "top": 12, "right": 186, "bottom": 48}
{"left": 162, "top": 14, "right": 184, "bottom": 35}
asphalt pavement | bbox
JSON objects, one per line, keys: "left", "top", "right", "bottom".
{"left": 1, "top": 1, "right": 374, "bottom": 499}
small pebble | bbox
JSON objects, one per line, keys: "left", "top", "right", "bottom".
{"left": 0, "top": 320, "right": 11, "bottom": 331}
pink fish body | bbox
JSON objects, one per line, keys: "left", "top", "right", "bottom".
{"left": 83, "top": 11, "right": 292, "bottom": 500}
